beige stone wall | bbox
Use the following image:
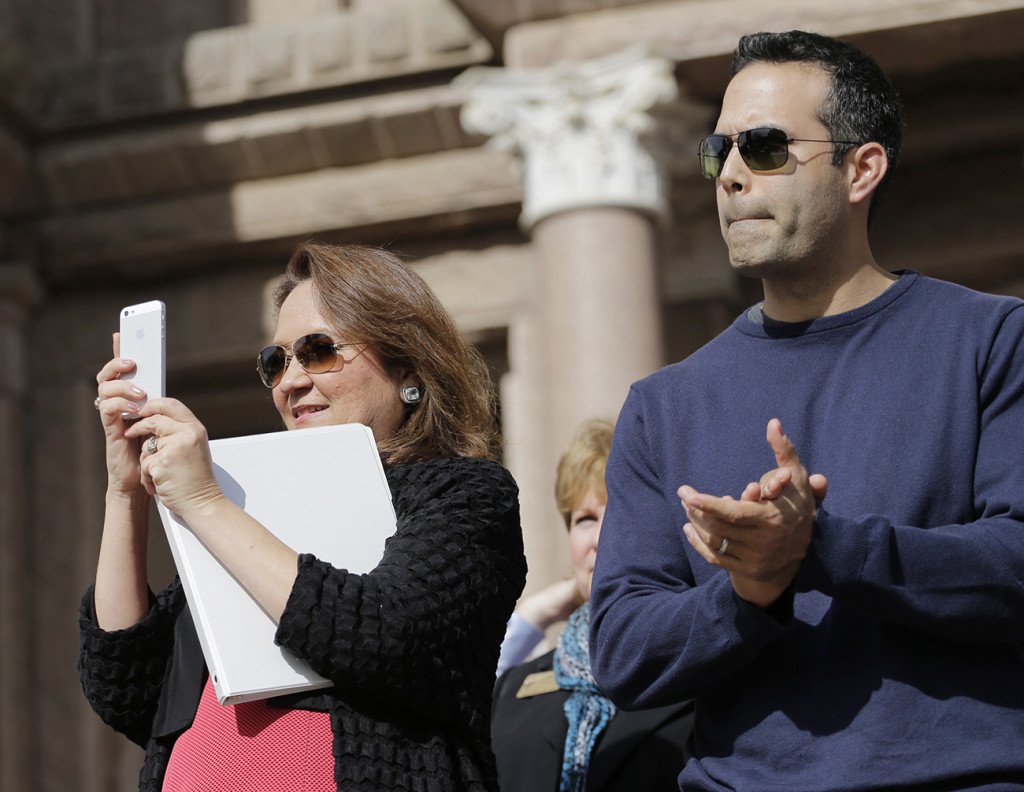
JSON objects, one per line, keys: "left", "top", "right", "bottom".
{"left": 9, "top": 0, "right": 487, "bottom": 130}
{"left": 0, "top": 1, "right": 1021, "bottom": 788}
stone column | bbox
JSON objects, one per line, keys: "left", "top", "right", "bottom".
{"left": 457, "top": 48, "right": 693, "bottom": 437}
{"left": 456, "top": 48, "right": 700, "bottom": 590}
{"left": 0, "top": 262, "right": 44, "bottom": 792}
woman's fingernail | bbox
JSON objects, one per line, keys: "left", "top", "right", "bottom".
{"left": 132, "top": 387, "right": 144, "bottom": 396}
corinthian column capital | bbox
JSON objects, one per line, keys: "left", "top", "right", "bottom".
{"left": 456, "top": 47, "right": 701, "bottom": 229}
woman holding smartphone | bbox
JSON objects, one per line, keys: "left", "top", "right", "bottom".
{"left": 81, "top": 243, "right": 527, "bottom": 792}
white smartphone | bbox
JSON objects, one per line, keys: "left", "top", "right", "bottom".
{"left": 119, "top": 300, "right": 166, "bottom": 410}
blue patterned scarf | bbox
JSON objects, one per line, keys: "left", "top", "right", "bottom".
{"left": 553, "top": 602, "right": 616, "bottom": 792}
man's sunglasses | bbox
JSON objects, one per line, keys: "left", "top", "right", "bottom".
{"left": 698, "top": 127, "right": 862, "bottom": 180}
{"left": 256, "top": 332, "right": 361, "bottom": 388}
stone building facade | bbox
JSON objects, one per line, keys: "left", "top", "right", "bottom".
{"left": 0, "top": 0, "right": 1022, "bottom": 788}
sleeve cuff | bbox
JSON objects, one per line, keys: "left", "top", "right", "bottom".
{"left": 495, "top": 612, "right": 545, "bottom": 675}
{"left": 798, "top": 507, "right": 870, "bottom": 595}
{"left": 274, "top": 553, "right": 324, "bottom": 653}
{"left": 79, "top": 585, "right": 161, "bottom": 644}
{"left": 730, "top": 581, "right": 794, "bottom": 637}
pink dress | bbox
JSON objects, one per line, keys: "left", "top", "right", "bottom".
{"left": 163, "top": 678, "right": 335, "bottom": 791}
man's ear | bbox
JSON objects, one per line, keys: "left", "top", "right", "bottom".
{"left": 847, "top": 142, "right": 888, "bottom": 208}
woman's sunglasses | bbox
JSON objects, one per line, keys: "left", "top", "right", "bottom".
{"left": 698, "top": 127, "right": 862, "bottom": 180}
{"left": 256, "top": 332, "right": 361, "bottom": 388}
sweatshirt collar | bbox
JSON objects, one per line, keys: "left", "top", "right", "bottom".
{"left": 736, "top": 270, "right": 917, "bottom": 339}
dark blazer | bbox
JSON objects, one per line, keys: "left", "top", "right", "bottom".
{"left": 492, "top": 650, "right": 694, "bottom": 792}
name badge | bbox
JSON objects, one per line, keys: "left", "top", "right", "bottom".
{"left": 516, "top": 670, "right": 559, "bottom": 698}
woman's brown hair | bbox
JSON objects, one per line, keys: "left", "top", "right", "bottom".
{"left": 274, "top": 243, "right": 498, "bottom": 465}
{"left": 554, "top": 418, "right": 615, "bottom": 528}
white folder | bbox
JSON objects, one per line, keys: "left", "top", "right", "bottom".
{"left": 156, "top": 423, "right": 396, "bottom": 706}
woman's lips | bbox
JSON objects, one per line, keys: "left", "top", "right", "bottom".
{"left": 292, "top": 404, "right": 328, "bottom": 423}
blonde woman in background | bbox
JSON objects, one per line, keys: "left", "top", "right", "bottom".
{"left": 491, "top": 418, "right": 693, "bottom": 792}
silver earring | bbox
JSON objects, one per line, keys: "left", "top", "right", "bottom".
{"left": 400, "top": 385, "right": 421, "bottom": 404}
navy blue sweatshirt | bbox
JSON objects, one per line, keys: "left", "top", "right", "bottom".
{"left": 591, "top": 272, "right": 1024, "bottom": 792}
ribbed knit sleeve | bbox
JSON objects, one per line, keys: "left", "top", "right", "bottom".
{"left": 78, "top": 580, "right": 183, "bottom": 748}
{"left": 275, "top": 456, "right": 526, "bottom": 731}
{"left": 591, "top": 387, "right": 791, "bottom": 707}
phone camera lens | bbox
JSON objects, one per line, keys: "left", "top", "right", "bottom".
{"left": 124, "top": 309, "right": 129, "bottom": 316}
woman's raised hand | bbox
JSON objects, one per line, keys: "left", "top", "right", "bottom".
{"left": 94, "top": 332, "right": 148, "bottom": 496}
{"left": 123, "top": 398, "right": 226, "bottom": 519}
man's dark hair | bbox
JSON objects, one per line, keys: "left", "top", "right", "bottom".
{"left": 731, "top": 30, "right": 904, "bottom": 225}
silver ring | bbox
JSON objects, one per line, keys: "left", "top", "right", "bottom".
{"left": 718, "top": 536, "right": 730, "bottom": 555}
{"left": 93, "top": 396, "right": 102, "bottom": 410}
{"left": 146, "top": 436, "right": 158, "bottom": 455}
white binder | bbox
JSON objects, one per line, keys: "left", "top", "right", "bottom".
{"left": 156, "top": 423, "right": 396, "bottom": 706}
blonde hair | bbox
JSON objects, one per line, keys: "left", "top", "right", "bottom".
{"left": 274, "top": 243, "right": 498, "bottom": 465}
{"left": 554, "top": 418, "right": 615, "bottom": 528}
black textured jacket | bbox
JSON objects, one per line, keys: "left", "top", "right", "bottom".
{"left": 79, "top": 457, "right": 527, "bottom": 791}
